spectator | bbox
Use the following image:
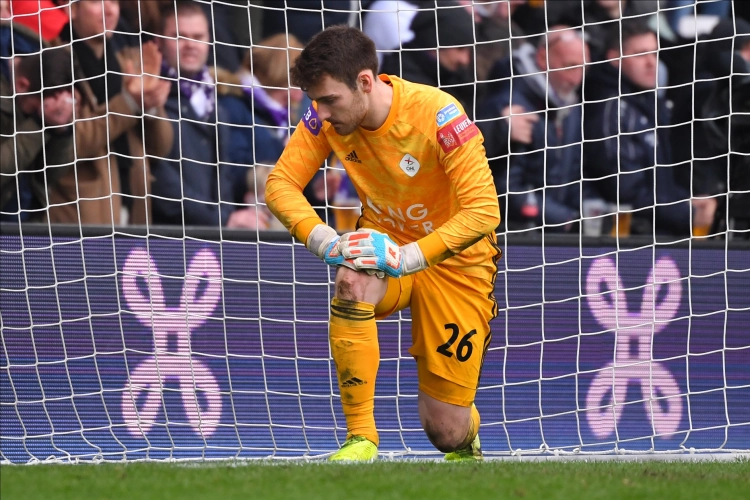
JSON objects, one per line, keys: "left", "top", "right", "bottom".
{"left": 1, "top": 45, "right": 75, "bottom": 222}
{"left": 494, "top": 26, "right": 589, "bottom": 231}
{"left": 1, "top": 9, "right": 43, "bottom": 80}
{"left": 152, "top": 0, "right": 237, "bottom": 227}
{"left": 215, "top": 33, "right": 306, "bottom": 229}
{"left": 474, "top": 1, "right": 537, "bottom": 223}
{"left": 9, "top": 0, "right": 68, "bottom": 41}
{"left": 53, "top": 0, "right": 172, "bottom": 225}
{"left": 509, "top": 0, "right": 569, "bottom": 41}
{"left": 558, "top": 1, "right": 642, "bottom": 62}
{"left": 584, "top": 19, "right": 717, "bottom": 237}
{"left": 380, "top": 1, "right": 476, "bottom": 116}
{"left": 670, "top": 18, "right": 750, "bottom": 199}
{"left": 261, "top": 0, "right": 363, "bottom": 45}
{"left": 667, "top": 0, "right": 731, "bottom": 38}
{"left": 470, "top": 0, "right": 525, "bottom": 92}
{"left": 119, "top": 0, "right": 171, "bottom": 40}
{"left": 362, "top": 0, "right": 421, "bottom": 68}
{"left": 199, "top": 0, "right": 253, "bottom": 73}
{"left": 697, "top": 19, "right": 750, "bottom": 234}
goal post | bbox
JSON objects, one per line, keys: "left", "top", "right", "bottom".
{"left": 1, "top": 0, "right": 749, "bottom": 463}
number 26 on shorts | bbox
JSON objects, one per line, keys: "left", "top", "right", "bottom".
{"left": 436, "top": 323, "right": 477, "bottom": 362}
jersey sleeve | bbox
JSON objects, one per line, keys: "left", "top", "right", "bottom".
{"left": 417, "top": 99, "right": 501, "bottom": 266}
{"left": 265, "top": 105, "right": 333, "bottom": 244}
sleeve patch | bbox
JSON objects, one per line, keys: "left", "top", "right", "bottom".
{"left": 302, "top": 105, "right": 321, "bottom": 136}
{"left": 436, "top": 103, "right": 461, "bottom": 127}
{"left": 437, "top": 113, "right": 479, "bottom": 153}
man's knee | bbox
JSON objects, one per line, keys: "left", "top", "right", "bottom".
{"left": 335, "top": 267, "right": 386, "bottom": 304}
{"left": 422, "top": 418, "right": 466, "bottom": 453}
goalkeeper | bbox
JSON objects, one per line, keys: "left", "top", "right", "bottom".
{"left": 266, "top": 25, "right": 501, "bottom": 462}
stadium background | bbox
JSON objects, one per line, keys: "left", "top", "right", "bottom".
{"left": 1, "top": 0, "right": 749, "bottom": 463}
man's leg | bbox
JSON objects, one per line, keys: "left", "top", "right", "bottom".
{"left": 328, "top": 266, "right": 387, "bottom": 459}
{"left": 417, "top": 363, "right": 482, "bottom": 459}
{"left": 418, "top": 387, "right": 479, "bottom": 453}
{"left": 409, "top": 264, "right": 497, "bottom": 459}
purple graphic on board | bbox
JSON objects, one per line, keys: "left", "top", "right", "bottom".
{"left": 585, "top": 257, "right": 682, "bottom": 438}
{"left": 120, "top": 248, "right": 222, "bottom": 437}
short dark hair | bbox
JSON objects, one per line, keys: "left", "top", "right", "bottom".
{"left": 605, "top": 18, "right": 655, "bottom": 54}
{"left": 17, "top": 46, "right": 74, "bottom": 96}
{"left": 290, "top": 25, "right": 379, "bottom": 91}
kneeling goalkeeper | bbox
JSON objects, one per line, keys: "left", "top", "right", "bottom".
{"left": 266, "top": 25, "right": 501, "bottom": 461}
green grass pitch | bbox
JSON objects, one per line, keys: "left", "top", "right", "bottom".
{"left": 2, "top": 458, "right": 748, "bottom": 500}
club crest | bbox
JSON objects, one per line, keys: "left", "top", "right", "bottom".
{"left": 399, "top": 153, "right": 420, "bottom": 177}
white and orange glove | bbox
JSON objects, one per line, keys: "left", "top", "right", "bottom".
{"left": 338, "top": 228, "right": 427, "bottom": 278}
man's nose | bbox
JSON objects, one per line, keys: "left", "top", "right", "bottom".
{"left": 317, "top": 106, "right": 331, "bottom": 121}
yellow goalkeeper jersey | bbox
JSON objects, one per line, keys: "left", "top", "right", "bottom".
{"left": 266, "top": 75, "right": 500, "bottom": 277}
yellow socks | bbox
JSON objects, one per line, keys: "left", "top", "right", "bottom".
{"left": 458, "top": 403, "right": 481, "bottom": 449}
{"left": 329, "top": 298, "right": 380, "bottom": 446}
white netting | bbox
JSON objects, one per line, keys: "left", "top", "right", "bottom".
{"left": 0, "top": 0, "right": 748, "bottom": 464}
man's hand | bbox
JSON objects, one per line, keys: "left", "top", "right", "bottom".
{"left": 339, "top": 229, "right": 427, "bottom": 278}
{"left": 42, "top": 90, "right": 74, "bottom": 127}
{"left": 124, "top": 42, "right": 171, "bottom": 112}
{"left": 503, "top": 104, "right": 538, "bottom": 144}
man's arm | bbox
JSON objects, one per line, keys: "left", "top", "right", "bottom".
{"left": 265, "top": 106, "right": 333, "bottom": 245}
{"left": 419, "top": 105, "right": 501, "bottom": 267}
{"left": 0, "top": 114, "right": 45, "bottom": 180}
{"left": 143, "top": 109, "right": 174, "bottom": 160}
{"left": 587, "top": 98, "right": 655, "bottom": 209}
{"left": 73, "top": 92, "right": 141, "bottom": 160}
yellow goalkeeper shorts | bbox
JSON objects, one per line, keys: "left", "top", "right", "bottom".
{"left": 373, "top": 263, "right": 499, "bottom": 407}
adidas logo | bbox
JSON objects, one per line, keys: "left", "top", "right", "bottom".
{"left": 341, "top": 377, "right": 365, "bottom": 387}
{"left": 345, "top": 150, "right": 362, "bottom": 163}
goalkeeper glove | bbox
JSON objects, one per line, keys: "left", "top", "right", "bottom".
{"left": 305, "top": 224, "right": 357, "bottom": 269}
{"left": 339, "top": 228, "right": 427, "bottom": 278}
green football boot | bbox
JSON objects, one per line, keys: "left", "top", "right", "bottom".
{"left": 328, "top": 436, "right": 378, "bottom": 462}
{"left": 444, "top": 434, "right": 483, "bottom": 462}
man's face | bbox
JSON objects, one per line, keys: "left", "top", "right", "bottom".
{"left": 71, "top": 0, "right": 120, "bottom": 39}
{"left": 742, "top": 41, "right": 750, "bottom": 63}
{"left": 438, "top": 47, "right": 471, "bottom": 73}
{"left": 541, "top": 35, "right": 589, "bottom": 100}
{"left": 307, "top": 74, "right": 368, "bottom": 136}
{"left": 619, "top": 33, "right": 658, "bottom": 90}
{"left": 160, "top": 13, "right": 210, "bottom": 76}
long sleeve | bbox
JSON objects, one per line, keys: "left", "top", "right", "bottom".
{"left": 585, "top": 98, "right": 653, "bottom": 209}
{"left": 0, "top": 114, "right": 44, "bottom": 179}
{"left": 265, "top": 110, "right": 332, "bottom": 244}
{"left": 420, "top": 109, "right": 500, "bottom": 266}
{"left": 73, "top": 92, "right": 139, "bottom": 160}
{"left": 143, "top": 107, "right": 174, "bottom": 159}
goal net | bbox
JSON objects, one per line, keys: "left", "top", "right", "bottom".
{"left": 1, "top": 0, "right": 748, "bottom": 463}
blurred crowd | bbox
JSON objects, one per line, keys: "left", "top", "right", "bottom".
{"left": 1, "top": 0, "right": 749, "bottom": 239}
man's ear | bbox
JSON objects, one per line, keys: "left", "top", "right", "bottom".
{"left": 14, "top": 75, "right": 30, "bottom": 94}
{"left": 535, "top": 46, "right": 548, "bottom": 71}
{"left": 359, "top": 70, "right": 374, "bottom": 94}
